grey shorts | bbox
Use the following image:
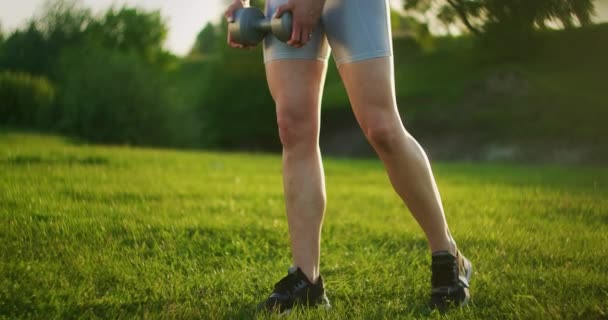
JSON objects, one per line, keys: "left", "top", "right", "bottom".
{"left": 263, "top": 0, "right": 393, "bottom": 65}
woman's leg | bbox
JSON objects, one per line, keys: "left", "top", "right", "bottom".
{"left": 338, "top": 57, "right": 457, "bottom": 254}
{"left": 265, "top": 59, "right": 328, "bottom": 283}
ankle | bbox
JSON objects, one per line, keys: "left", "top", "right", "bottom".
{"left": 430, "top": 238, "right": 457, "bottom": 256}
{"left": 296, "top": 266, "right": 319, "bottom": 283}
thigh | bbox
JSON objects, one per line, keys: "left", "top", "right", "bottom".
{"left": 264, "top": 0, "right": 331, "bottom": 64}
{"left": 265, "top": 59, "right": 328, "bottom": 125}
{"left": 323, "top": 0, "right": 393, "bottom": 66}
{"left": 338, "top": 57, "right": 400, "bottom": 128}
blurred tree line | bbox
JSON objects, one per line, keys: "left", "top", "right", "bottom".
{"left": 0, "top": 0, "right": 603, "bottom": 154}
{"left": 0, "top": 0, "right": 178, "bottom": 146}
{"left": 402, "top": 0, "right": 595, "bottom": 60}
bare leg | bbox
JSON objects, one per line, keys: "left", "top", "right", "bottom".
{"left": 265, "top": 59, "right": 328, "bottom": 282}
{"left": 338, "top": 57, "right": 457, "bottom": 254}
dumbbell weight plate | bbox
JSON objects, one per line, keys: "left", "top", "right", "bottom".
{"left": 229, "top": 8, "right": 266, "bottom": 46}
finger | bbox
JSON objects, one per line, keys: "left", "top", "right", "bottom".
{"left": 226, "top": 18, "right": 244, "bottom": 48}
{"left": 295, "top": 29, "right": 307, "bottom": 48}
{"left": 228, "top": 33, "right": 243, "bottom": 48}
{"left": 303, "top": 27, "right": 313, "bottom": 43}
{"left": 226, "top": 27, "right": 234, "bottom": 46}
{"left": 230, "top": 40, "right": 245, "bottom": 49}
{"left": 225, "top": 4, "right": 239, "bottom": 22}
{"left": 230, "top": 41, "right": 244, "bottom": 49}
{"left": 274, "top": 3, "right": 294, "bottom": 18}
{"left": 229, "top": 34, "right": 245, "bottom": 48}
{"left": 224, "top": 8, "right": 233, "bottom": 21}
{"left": 227, "top": 27, "right": 237, "bottom": 47}
{"left": 288, "top": 25, "right": 302, "bottom": 47}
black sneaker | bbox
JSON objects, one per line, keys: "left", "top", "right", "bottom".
{"left": 258, "top": 267, "right": 331, "bottom": 314}
{"left": 429, "top": 250, "right": 473, "bottom": 311}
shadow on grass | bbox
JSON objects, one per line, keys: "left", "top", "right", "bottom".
{"left": 4, "top": 154, "right": 110, "bottom": 166}
{"left": 60, "top": 189, "right": 163, "bottom": 203}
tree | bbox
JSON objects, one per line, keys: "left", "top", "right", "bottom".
{"left": 190, "top": 23, "right": 217, "bottom": 56}
{"left": 0, "top": 0, "right": 92, "bottom": 77}
{"left": 35, "top": 0, "right": 91, "bottom": 38}
{"left": 0, "top": 0, "right": 175, "bottom": 77}
{"left": 0, "top": 23, "right": 49, "bottom": 76}
{"left": 403, "top": 0, "right": 596, "bottom": 59}
{"left": 86, "top": 7, "right": 172, "bottom": 67}
{"left": 0, "top": 24, "right": 4, "bottom": 59}
{"left": 55, "top": 46, "right": 174, "bottom": 145}
{"left": 0, "top": 71, "right": 55, "bottom": 128}
{"left": 196, "top": 19, "right": 279, "bottom": 149}
{"left": 403, "top": 0, "right": 596, "bottom": 35}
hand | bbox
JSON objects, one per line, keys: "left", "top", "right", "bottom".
{"left": 274, "top": 0, "right": 326, "bottom": 48}
{"left": 225, "top": 0, "right": 254, "bottom": 49}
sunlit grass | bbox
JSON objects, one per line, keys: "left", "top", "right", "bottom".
{"left": 1, "top": 132, "right": 607, "bottom": 319}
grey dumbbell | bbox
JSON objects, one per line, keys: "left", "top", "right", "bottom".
{"left": 229, "top": 7, "right": 293, "bottom": 46}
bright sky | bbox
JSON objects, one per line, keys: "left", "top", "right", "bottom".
{"left": 1, "top": 0, "right": 607, "bottom": 56}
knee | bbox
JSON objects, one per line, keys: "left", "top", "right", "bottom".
{"left": 364, "top": 120, "right": 405, "bottom": 154}
{"left": 276, "top": 102, "right": 318, "bottom": 151}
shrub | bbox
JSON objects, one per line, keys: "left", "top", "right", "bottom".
{"left": 0, "top": 71, "right": 55, "bottom": 127}
{"left": 55, "top": 45, "right": 174, "bottom": 146}
{"left": 197, "top": 21, "right": 279, "bottom": 150}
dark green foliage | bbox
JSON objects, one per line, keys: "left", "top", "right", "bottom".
{"left": 0, "top": 23, "right": 55, "bottom": 77}
{"left": 0, "top": 72, "right": 55, "bottom": 127}
{"left": 0, "top": 0, "right": 173, "bottom": 77}
{"left": 387, "top": 24, "right": 608, "bottom": 151}
{"left": 403, "top": 0, "right": 597, "bottom": 60}
{"left": 198, "top": 53, "right": 279, "bottom": 150}
{"left": 54, "top": 46, "right": 174, "bottom": 145}
{"left": 197, "top": 22, "right": 279, "bottom": 150}
{"left": 0, "top": 0, "right": 605, "bottom": 158}
{"left": 0, "top": 0, "right": 92, "bottom": 77}
{"left": 190, "top": 23, "right": 217, "bottom": 56}
{"left": 0, "top": 0, "right": 180, "bottom": 146}
{"left": 405, "top": 0, "right": 596, "bottom": 33}
{"left": 86, "top": 7, "right": 175, "bottom": 68}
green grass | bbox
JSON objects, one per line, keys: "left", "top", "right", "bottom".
{"left": 1, "top": 132, "right": 607, "bottom": 319}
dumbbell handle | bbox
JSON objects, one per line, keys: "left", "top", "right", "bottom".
{"left": 257, "top": 19, "right": 272, "bottom": 31}
{"left": 229, "top": 8, "right": 292, "bottom": 45}
{"left": 268, "top": 12, "right": 292, "bottom": 42}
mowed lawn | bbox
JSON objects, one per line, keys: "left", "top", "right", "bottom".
{"left": 1, "top": 132, "right": 606, "bottom": 319}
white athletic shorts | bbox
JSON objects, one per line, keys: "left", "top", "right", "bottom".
{"left": 263, "top": 0, "right": 393, "bottom": 65}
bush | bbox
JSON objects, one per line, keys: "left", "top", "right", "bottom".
{"left": 199, "top": 50, "right": 279, "bottom": 150}
{"left": 0, "top": 71, "right": 55, "bottom": 127}
{"left": 197, "top": 21, "right": 279, "bottom": 150}
{"left": 55, "top": 45, "right": 174, "bottom": 145}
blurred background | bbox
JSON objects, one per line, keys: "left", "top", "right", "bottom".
{"left": 1, "top": 0, "right": 606, "bottom": 164}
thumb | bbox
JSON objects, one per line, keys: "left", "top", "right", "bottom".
{"left": 225, "top": 3, "right": 241, "bottom": 23}
{"left": 274, "top": 3, "right": 294, "bottom": 18}
{"left": 225, "top": 8, "right": 236, "bottom": 22}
